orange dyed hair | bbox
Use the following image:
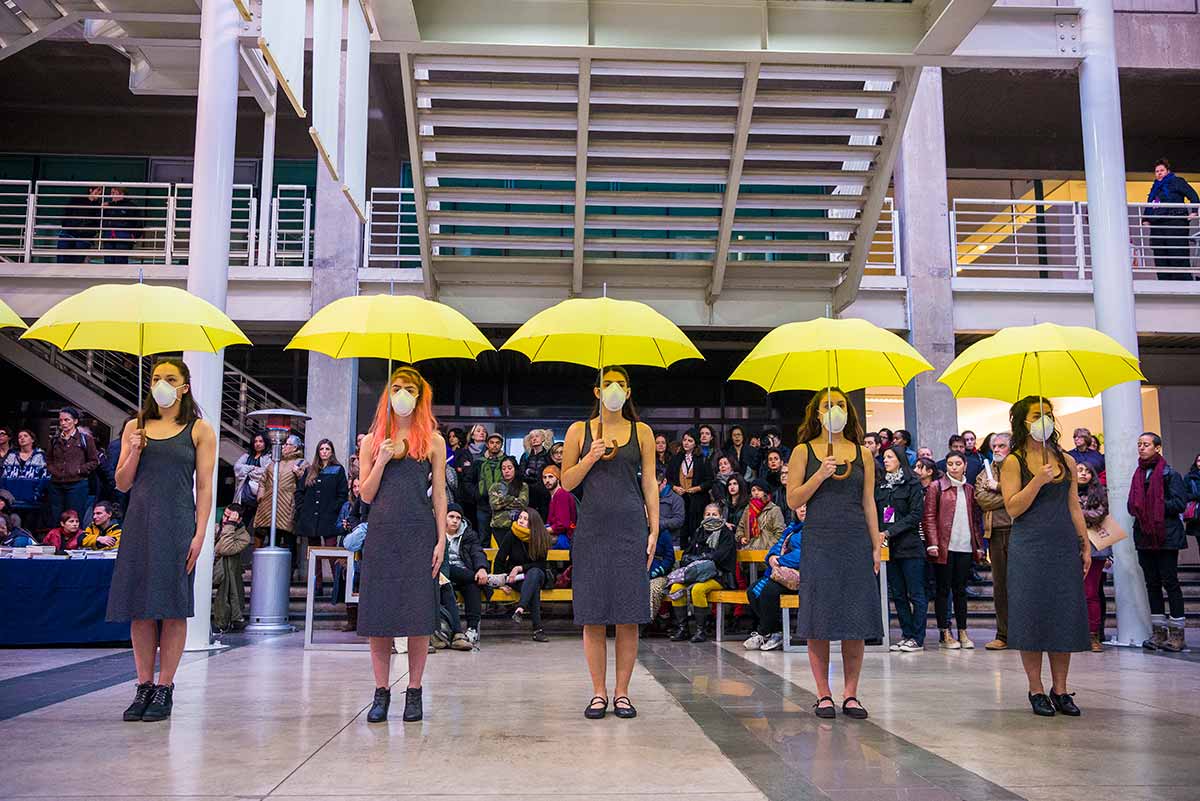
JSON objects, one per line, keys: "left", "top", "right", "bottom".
{"left": 368, "top": 365, "right": 438, "bottom": 461}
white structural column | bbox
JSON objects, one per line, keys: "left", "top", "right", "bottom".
{"left": 183, "top": 0, "right": 241, "bottom": 650}
{"left": 894, "top": 68, "right": 958, "bottom": 455}
{"left": 257, "top": 104, "right": 276, "bottom": 268}
{"left": 1078, "top": 0, "right": 1151, "bottom": 645}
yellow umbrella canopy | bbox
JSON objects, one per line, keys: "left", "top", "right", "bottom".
{"left": 284, "top": 294, "right": 494, "bottom": 362}
{"left": 20, "top": 283, "right": 250, "bottom": 354}
{"left": 729, "top": 317, "right": 933, "bottom": 393}
{"left": 500, "top": 296, "right": 702, "bottom": 368}
{"left": 938, "top": 322, "right": 1144, "bottom": 402}
{"left": 0, "top": 297, "right": 26, "bottom": 331}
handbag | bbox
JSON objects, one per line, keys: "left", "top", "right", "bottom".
{"left": 681, "top": 559, "right": 717, "bottom": 584}
{"left": 343, "top": 522, "right": 367, "bottom": 553}
{"left": 1184, "top": 500, "right": 1199, "bottom": 528}
{"left": 770, "top": 565, "right": 800, "bottom": 591}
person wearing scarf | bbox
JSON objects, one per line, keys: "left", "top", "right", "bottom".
{"left": 1127, "top": 432, "right": 1188, "bottom": 651}
{"left": 668, "top": 503, "right": 736, "bottom": 643}
{"left": 494, "top": 507, "right": 553, "bottom": 642}
{"left": 736, "top": 479, "right": 785, "bottom": 550}
{"left": 668, "top": 428, "right": 714, "bottom": 549}
{"left": 1144, "top": 158, "right": 1199, "bottom": 281}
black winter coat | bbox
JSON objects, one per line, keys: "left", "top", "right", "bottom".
{"left": 446, "top": 523, "right": 489, "bottom": 573}
{"left": 875, "top": 477, "right": 926, "bottom": 559}
{"left": 1131, "top": 463, "right": 1188, "bottom": 551}
{"left": 294, "top": 464, "right": 349, "bottom": 540}
{"left": 682, "top": 524, "right": 737, "bottom": 589}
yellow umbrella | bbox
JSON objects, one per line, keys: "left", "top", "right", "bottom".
{"left": 21, "top": 283, "right": 251, "bottom": 422}
{"left": 285, "top": 294, "right": 493, "bottom": 362}
{"left": 285, "top": 293, "right": 494, "bottom": 451}
{"left": 937, "top": 322, "right": 1144, "bottom": 402}
{"left": 729, "top": 317, "right": 934, "bottom": 466}
{"left": 501, "top": 295, "right": 702, "bottom": 455}
{"left": 0, "top": 297, "right": 26, "bottom": 331}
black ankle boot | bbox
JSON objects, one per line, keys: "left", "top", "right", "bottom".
{"left": 403, "top": 687, "right": 423, "bottom": 722}
{"left": 690, "top": 609, "right": 709, "bottom": 643}
{"left": 141, "top": 683, "right": 174, "bottom": 722}
{"left": 1028, "top": 692, "right": 1055, "bottom": 717}
{"left": 123, "top": 681, "right": 155, "bottom": 722}
{"left": 367, "top": 687, "right": 390, "bottom": 723}
{"left": 669, "top": 608, "right": 690, "bottom": 641}
{"left": 1050, "top": 691, "right": 1080, "bottom": 716}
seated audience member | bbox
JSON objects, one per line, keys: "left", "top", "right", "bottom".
{"left": 712, "top": 454, "right": 738, "bottom": 506}
{"left": 668, "top": 503, "right": 737, "bottom": 643}
{"left": 433, "top": 571, "right": 473, "bottom": 651}
{"left": 864, "top": 432, "right": 884, "bottom": 472}
{"left": 893, "top": 430, "right": 917, "bottom": 465}
{"left": 443, "top": 502, "right": 488, "bottom": 647}
{"left": 736, "top": 479, "right": 785, "bottom": 550}
{"left": 744, "top": 508, "right": 805, "bottom": 652}
{"left": 0, "top": 489, "right": 20, "bottom": 532}
{"left": 81, "top": 500, "right": 122, "bottom": 550}
{"left": 0, "top": 515, "right": 36, "bottom": 547}
{"left": 657, "top": 465, "right": 685, "bottom": 544}
{"left": 213, "top": 504, "right": 251, "bottom": 632}
{"left": 648, "top": 518, "right": 677, "bottom": 620}
{"left": 42, "top": 509, "right": 85, "bottom": 553}
{"left": 924, "top": 452, "right": 984, "bottom": 650}
{"left": 495, "top": 507, "right": 553, "bottom": 643}
{"left": 543, "top": 465, "right": 577, "bottom": 550}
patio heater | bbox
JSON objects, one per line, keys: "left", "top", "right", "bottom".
{"left": 244, "top": 408, "right": 309, "bottom": 634}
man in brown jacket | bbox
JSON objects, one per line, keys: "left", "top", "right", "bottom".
{"left": 973, "top": 433, "right": 1012, "bottom": 650}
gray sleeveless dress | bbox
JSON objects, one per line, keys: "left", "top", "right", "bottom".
{"left": 572, "top": 420, "right": 651, "bottom": 625}
{"left": 356, "top": 456, "right": 438, "bottom": 638}
{"left": 1006, "top": 454, "right": 1090, "bottom": 652}
{"left": 107, "top": 420, "right": 197, "bottom": 621}
{"left": 795, "top": 443, "right": 883, "bottom": 641}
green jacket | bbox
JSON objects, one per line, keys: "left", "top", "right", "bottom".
{"left": 476, "top": 455, "right": 505, "bottom": 506}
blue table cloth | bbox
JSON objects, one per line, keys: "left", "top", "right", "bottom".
{"left": 0, "top": 559, "right": 131, "bottom": 645}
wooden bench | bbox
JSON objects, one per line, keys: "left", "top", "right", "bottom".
{"left": 706, "top": 589, "right": 799, "bottom": 648}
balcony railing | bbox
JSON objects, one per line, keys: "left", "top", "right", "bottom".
{"left": 952, "top": 198, "right": 1199, "bottom": 280}
{"left": 0, "top": 180, "right": 311, "bottom": 268}
{"left": 364, "top": 187, "right": 421, "bottom": 269}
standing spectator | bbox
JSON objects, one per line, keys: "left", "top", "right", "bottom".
{"left": 46, "top": 407, "right": 99, "bottom": 527}
{"left": 697, "top": 424, "right": 719, "bottom": 468}
{"left": 760, "top": 447, "right": 786, "bottom": 499}
{"left": 876, "top": 446, "right": 927, "bottom": 652}
{"left": 924, "top": 451, "right": 984, "bottom": 650}
{"left": 448, "top": 427, "right": 475, "bottom": 519}
{"left": 877, "top": 428, "right": 894, "bottom": 451}
{"left": 667, "top": 428, "right": 714, "bottom": 550}
{"left": 253, "top": 434, "right": 305, "bottom": 554}
{"left": 721, "top": 474, "right": 748, "bottom": 534}
{"left": 893, "top": 430, "right": 916, "bottom": 466}
{"left": 81, "top": 500, "right": 122, "bottom": 550}
{"left": 443, "top": 502, "right": 488, "bottom": 648}
{"left": 736, "top": 479, "right": 785, "bottom": 550}
{"left": 1186, "top": 453, "right": 1200, "bottom": 538}
{"left": 916, "top": 446, "right": 934, "bottom": 462}
{"left": 1076, "top": 462, "right": 1113, "bottom": 652}
{"left": 549, "top": 441, "right": 564, "bottom": 470}
{"left": 745, "top": 510, "right": 805, "bottom": 652}
{"left": 519, "top": 429, "right": 553, "bottom": 518}
{"left": 2, "top": 429, "right": 49, "bottom": 532}
{"left": 758, "top": 426, "right": 790, "bottom": 466}
{"left": 543, "top": 464, "right": 577, "bottom": 549}
{"left": 497, "top": 507, "right": 554, "bottom": 642}
{"left": 1143, "top": 158, "right": 1199, "bottom": 280}
{"left": 864, "top": 432, "right": 884, "bottom": 472}
{"left": 233, "top": 433, "right": 271, "bottom": 526}
{"left": 1000, "top": 396, "right": 1090, "bottom": 718}
{"left": 1128, "top": 432, "right": 1188, "bottom": 652}
{"left": 488, "top": 456, "right": 528, "bottom": 549}
{"left": 42, "top": 509, "right": 84, "bottom": 552}
{"left": 724, "top": 425, "right": 759, "bottom": 477}
{"left": 102, "top": 186, "right": 142, "bottom": 264}
{"left": 711, "top": 454, "right": 738, "bottom": 507}
{"left": 0, "top": 427, "right": 10, "bottom": 462}
{"left": 471, "top": 433, "right": 505, "bottom": 545}
{"left": 654, "top": 433, "right": 670, "bottom": 470}
{"left": 975, "top": 433, "right": 1014, "bottom": 650}
{"left": 56, "top": 185, "right": 102, "bottom": 262}
{"left": 961, "top": 431, "right": 985, "bottom": 481}
{"left": 294, "top": 439, "right": 349, "bottom": 595}
{"left": 212, "top": 504, "right": 251, "bottom": 632}
{"left": 1066, "top": 428, "right": 1104, "bottom": 476}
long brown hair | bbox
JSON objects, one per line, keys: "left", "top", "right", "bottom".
{"left": 522, "top": 507, "right": 552, "bottom": 562}
{"left": 795, "top": 388, "right": 864, "bottom": 445}
{"left": 304, "top": 438, "right": 341, "bottom": 487}
{"left": 140, "top": 357, "right": 202, "bottom": 425}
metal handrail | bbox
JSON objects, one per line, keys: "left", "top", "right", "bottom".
{"left": 866, "top": 197, "right": 900, "bottom": 276}
{"left": 365, "top": 187, "right": 421, "bottom": 268}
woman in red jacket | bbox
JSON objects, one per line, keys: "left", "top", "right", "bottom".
{"left": 923, "top": 452, "right": 984, "bottom": 650}
{"left": 41, "top": 509, "right": 85, "bottom": 553}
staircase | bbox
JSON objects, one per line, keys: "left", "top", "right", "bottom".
{"left": 2, "top": 332, "right": 303, "bottom": 464}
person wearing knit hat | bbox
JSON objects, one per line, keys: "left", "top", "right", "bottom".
{"left": 737, "top": 480, "right": 785, "bottom": 551}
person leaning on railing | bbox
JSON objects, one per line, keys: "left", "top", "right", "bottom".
{"left": 1142, "top": 158, "right": 1199, "bottom": 281}
{"left": 56, "top": 186, "right": 102, "bottom": 263}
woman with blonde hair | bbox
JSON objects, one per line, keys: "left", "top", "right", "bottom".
{"left": 356, "top": 366, "right": 448, "bottom": 724}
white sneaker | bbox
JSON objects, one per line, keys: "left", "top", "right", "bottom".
{"left": 889, "top": 641, "right": 901, "bottom": 651}
{"left": 743, "top": 632, "right": 765, "bottom": 650}
{"left": 760, "top": 633, "right": 784, "bottom": 651}
{"left": 899, "top": 639, "right": 924, "bottom": 652}
{"left": 466, "top": 627, "right": 479, "bottom": 649}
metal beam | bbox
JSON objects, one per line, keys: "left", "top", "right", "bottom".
{"left": 0, "top": 11, "right": 76, "bottom": 61}
{"left": 915, "top": 0, "right": 998, "bottom": 55}
{"left": 399, "top": 51, "right": 437, "bottom": 299}
{"left": 708, "top": 61, "right": 759, "bottom": 304}
{"left": 833, "top": 66, "right": 923, "bottom": 313}
{"left": 571, "top": 58, "right": 591, "bottom": 295}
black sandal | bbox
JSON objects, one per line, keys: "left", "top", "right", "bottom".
{"left": 584, "top": 696, "right": 608, "bottom": 720}
{"left": 613, "top": 696, "right": 637, "bottom": 719}
{"left": 813, "top": 696, "right": 836, "bottom": 719}
{"left": 842, "top": 696, "right": 868, "bottom": 719}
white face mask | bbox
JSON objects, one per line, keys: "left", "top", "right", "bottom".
{"left": 391, "top": 389, "right": 417, "bottom": 417}
{"left": 1028, "top": 415, "right": 1055, "bottom": 443}
{"left": 601, "top": 383, "right": 627, "bottom": 413}
{"left": 151, "top": 380, "right": 178, "bottom": 407}
{"left": 821, "top": 405, "right": 848, "bottom": 434}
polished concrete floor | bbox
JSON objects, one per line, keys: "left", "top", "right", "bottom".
{"left": 0, "top": 627, "right": 1197, "bottom": 801}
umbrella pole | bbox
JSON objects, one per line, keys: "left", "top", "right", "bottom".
{"left": 826, "top": 350, "right": 833, "bottom": 458}
{"left": 136, "top": 323, "right": 144, "bottom": 432}
{"left": 1036, "top": 352, "right": 1047, "bottom": 467}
